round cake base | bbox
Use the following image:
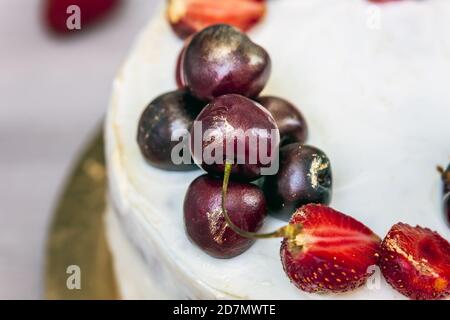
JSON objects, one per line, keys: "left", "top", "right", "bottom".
{"left": 45, "top": 128, "right": 119, "bottom": 300}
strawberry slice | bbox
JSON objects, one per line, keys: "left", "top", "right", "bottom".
{"left": 379, "top": 223, "right": 450, "bottom": 300}
{"left": 45, "top": 0, "right": 120, "bottom": 34}
{"left": 167, "top": 0, "right": 266, "bottom": 39}
{"left": 280, "top": 204, "right": 381, "bottom": 293}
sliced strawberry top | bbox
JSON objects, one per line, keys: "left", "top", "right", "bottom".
{"left": 167, "top": 0, "right": 266, "bottom": 39}
{"left": 281, "top": 204, "right": 380, "bottom": 293}
{"left": 379, "top": 223, "right": 450, "bottom": 300}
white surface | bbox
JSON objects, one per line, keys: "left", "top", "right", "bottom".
{"left": 106, "top": 0, "right": 449, "bottom": 299}
{"left": 0, "top": 0, "right": 160, "bottom": 299}
{"left": 105, "top": 205, "right": 175, "bottom": 300}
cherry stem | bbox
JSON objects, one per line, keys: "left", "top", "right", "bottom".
{"left": 221, "top": 162, "right": 302, "bottom": 240}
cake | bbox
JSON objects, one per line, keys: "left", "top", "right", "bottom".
{"left": 105, "top": 0, "right": 450, "bottom": 299}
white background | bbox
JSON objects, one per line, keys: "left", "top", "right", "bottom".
{"left": 0, "top": 0, "right": 160, "bottom": 299}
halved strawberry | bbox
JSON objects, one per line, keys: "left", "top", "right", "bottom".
{"left": 45, "top": 0, "right": 120, "bottom": 34}
{"left": 280, "top": 204, "right": 381, "bottom": 293}
{"left": 167, "top": 0, "right": 266, "bottom": 39}
{"left": 379, "top": 223, "right": 450, "bottom": 300}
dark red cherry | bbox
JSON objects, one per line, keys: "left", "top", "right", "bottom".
{"left": 257, "top": 96, "right": 308, "bottom": 146}
{"left": 190, "top": 94, "right": 280, "bottom": 181}
{"left": 183, "top": 174, "right": 266, "bottom": 258}
{"left": 183, "top": 24, "right": 271, "bottom": 101}
{"left": 263, "top": 143, "right": 332, "bottom": 221}
{"left": 137, "top": 89, "right": 205, "bottom": 171}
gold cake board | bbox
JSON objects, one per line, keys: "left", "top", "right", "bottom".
{"left": 45, "top": 128, "right": 119, "bottom": 299}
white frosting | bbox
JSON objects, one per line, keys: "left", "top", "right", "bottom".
{"left": 105, "top": 0, "right": 450, "bottom": 299}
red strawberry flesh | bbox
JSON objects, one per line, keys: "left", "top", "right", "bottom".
{"left": 280, "top": 204, "right": 381, "bottom": 293}
{"left": 379, "top": 223, "right": 450, "bottom": 300}
{"left": 167, "top": 0, "right": 266, "bottom": 39}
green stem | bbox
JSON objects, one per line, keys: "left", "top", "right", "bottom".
{"left": 221, "top": 162, "right": 302, "bottom": 240}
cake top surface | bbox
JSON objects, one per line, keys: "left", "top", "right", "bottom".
{"left": 106, "top": 0, "right": 450, "bottom": 299}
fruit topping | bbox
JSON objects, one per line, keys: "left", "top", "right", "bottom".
{"left": 167, "top": 0, "right": 266, "bottom": 39}
{"left": 137, "top": 89, "right": 205, "bottom": 171}
{"left": 183, "top": 24, "right": 271, "bottom": 101}
{"left": 184, "top": 174, "right": 266, "bottom": 258}
{"left": 280, "top": 204, "right": 381, "bottom": 293}
{"left": 257, "top": 96, "right": 308, "bottom": 146}
{"left": 378, "top": 223, "right": 450, "bottom": 300}
{"left": 263, "top": 144, "right": 332, "bottom": 221}
{"left": 189, "top": 94, "right": 280, "bottom": 181}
